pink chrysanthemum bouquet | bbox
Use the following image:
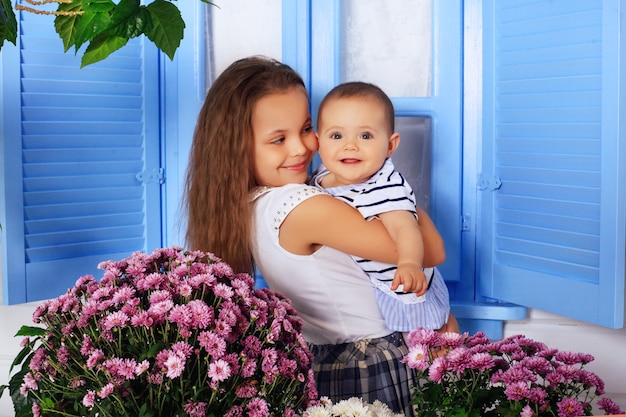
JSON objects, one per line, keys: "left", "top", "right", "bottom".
{"left": 404, "top": 328, "right": 623, "bottom": 417}
{"left": 3, "top": 247, "right": 318, "bottom": 417}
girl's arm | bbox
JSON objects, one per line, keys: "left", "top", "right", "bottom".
{"left": 416, "top": 207, "right": 446, "bottom": 267}
{"left": 279, "top": 194, "right": 445, "bottom": 267}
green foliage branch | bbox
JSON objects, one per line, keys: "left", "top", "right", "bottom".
{"left": 0, "top": 0, "right": 215, "bottom": 67}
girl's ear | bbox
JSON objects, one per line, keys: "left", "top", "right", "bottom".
{"left": 386, "top": 132, "right": 401, "bottom": 157}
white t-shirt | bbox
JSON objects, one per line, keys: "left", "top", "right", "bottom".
{"left": 250, "top": 183, "right": 392, "bottom": 345}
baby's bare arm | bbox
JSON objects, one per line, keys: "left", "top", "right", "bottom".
{"left": 378, "top": 210, "right": 427, "bottom": 294}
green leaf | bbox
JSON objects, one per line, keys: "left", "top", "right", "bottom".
{"left": 82, "top": 0, "right": 115, "bottom": 13}
{"left": 81, "top": 33, "right": 128, "bottom": 67}
{"left": 0, "top": 0, "right": 17, "bottom": 50}
{"left": 15, "top": 326, "right": 45, "bottom": 337}
{"left": 107, "top": 0, "right": 145, "bottom": 39}
{"left": 145, "top": 0, "right": 185, "bottom": 60}
{"left": 55, "top": 1, "right": 86, "bottom": 52}
{"left": 8, "top": 364, "right": 32, "bottom": 417}
{"left": 9, "top": 345, "right": 35, "bottom": 373}
{"left": 74, "top": 9, "right": 112, "bottom": 50}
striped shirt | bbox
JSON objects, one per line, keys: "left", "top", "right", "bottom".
{"left": 311, "top": 159, "right": 449, "bottom": 331}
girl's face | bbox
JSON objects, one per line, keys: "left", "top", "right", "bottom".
{"left": 252, "top": 87, "right": 317, "bottom": 187}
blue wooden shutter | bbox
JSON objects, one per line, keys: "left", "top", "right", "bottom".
{"left": 1, "top": 10, "right": 162, "bottom": 304}
{"left": 479, "top": 0, "right": 625, "bottom": 328}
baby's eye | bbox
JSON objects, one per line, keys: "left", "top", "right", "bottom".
{"left": 360, "top": 132, "right": 373, "bottom": 140}
{"left": 330, "top": 132, "right": 342, "bottom": 140}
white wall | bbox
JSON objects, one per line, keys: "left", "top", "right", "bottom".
{"left": 1, "top": 305, "right": 625, "bottom": 416}
{"left": 0, "top": 303, "right": 39, "bottom": 416}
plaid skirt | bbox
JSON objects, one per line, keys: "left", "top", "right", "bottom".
{"left": 311, "top": 332, "right": 417, "bottom": 416}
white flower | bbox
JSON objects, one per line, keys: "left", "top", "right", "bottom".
{"left": 303, "top": 404, "right": 332, "bottom": 417}
{"left": 301, "top": 397, "right": 405, "bottom": 417}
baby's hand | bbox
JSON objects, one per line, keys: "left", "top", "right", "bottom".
{"left": 391, "top": 264, "right": 428, "bottom": 296}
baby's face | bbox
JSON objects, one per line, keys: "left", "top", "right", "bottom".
{"left": 317, "top": 96, "right": 396, "bottom": 187}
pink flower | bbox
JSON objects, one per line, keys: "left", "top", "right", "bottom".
{"left": 82, "top": 390, "right": 96, "bottom": 407}
{"left": 187, "top": 299, "right": 213, "bottom": 328}
{"left": 240, "top": 359, "right": 257, "bottom": 378}
{"left": 224, "top": 405, "right": 244, "bottom": 417}
{"left": 208, "top": 358, "right": 231, "bottom": 383}
{"left": 213, "top": 282, "right": 234, "bottom": 299}
{"left": 135, "top": 360, "right": 150, "bottom": 376}
{"left": 598, "top": 397, "right": 624, "bottom": 415}
{"left": 189, "top": 272, "right": 216, "bottom": 288}
{"left": 557, "top": 397, "right": 584, "bottom": 417}
{"left": 242, "top": 335, "right": 262, "bottom": 357}
{"left": 103, "top": 311, "right": 130, "bottom": 330}
{"left": 198, "top": 331, "right": 227, "bottom": 357}
{"left": 28, "top": 348, "right": 46, "bottom": 372}
{"left": 246, "top": 397, "right": 269, "bottom": 417}
{"left": 428, "top": 356, "right": 446, "bottom": 382}
{"left": 172, "top": 341, "right": 193, "bottom": 358}
{"left": 500, "top": 365, "right": 536, "bottom": 384}
{"left": 71, "top": 377, "right": 86, "bottom": 388}
{"left": 12, "top": 247, "right": 321, "bottom": 416}
{"left": 130, "top": 311, "right": 154, "bottom": 327}
{"left": 218, "top": 301, "right": 240, "bottom": 326}
{"left": 80, "top": 336, "right": 93, "bottom": 356}
{"left": 168, "top": 304, "right": 192, "bottom": 327}
{"left": 278, "top": 357, "right": 298, "bottom": 378}
{"left": 136, "top": 272, "right": 164, "bottom": 290}
{"left": 405, "top": 344, "right": 430, "bottom": 370}
{"left": 57, "top": 345, "right": 70, "bottom": 364}
{"left": 117, "top": 358, "right": 139, "bottom": 379}
{"left": 445, "top": 347, "right": 471, "bottom": 372}
{"left": 505, "top": 380, "right": 530, "bottom": 401}
{"left": 21, "top": 372, "right": 38, "bottom": 393}
{"left": 436, "top": 332, "right": 467, "bottom": 349}
{"left": 163, "top": 352, "right": 186, "bottom": 379}
{"left": 261, "top": 348, "right": 278, "bottom": 375}
{"left": 555, "top": 351, "right": 582, "bottom": 365}
{"left": 235, "top": 381, "right": 259, "bottom": 398}
{"left": 148, "top": 300, "right": 174, "bottom": 318}
{"left": 112, "top": 285, "right": 135, "bottom": 304}
{"left": 149, "top": 289, "right": 171, "bottom": 304}
{"left": 210, "top": 261, "right": 234, "bottom": 278}
{"left": 527, "top": 387, "right": 547, "bottom": 405}
{"left": 184, "top": 400, "right": 207, "bottom": 417}
{"left": 97, "top": 382, "right": 115, "bottom": 398}
{"left": 469, "top": 351, "right": 495, "bottom": 371}
{"left": 86, "top": 349, "right": 104, "bottom": 368}
{"left": 520, "top": 405, "right": 535, "bottom": 417}
{"left": 214, "top": 319, "right": 233, "bottom": 338}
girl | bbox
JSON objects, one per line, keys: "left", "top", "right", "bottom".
{"left": 184, "top": 56, "right": 446, "bottom": 415}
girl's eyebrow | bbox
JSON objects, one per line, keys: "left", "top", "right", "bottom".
{"left": 262, "top": 129, "right": 287, "bottom": 137}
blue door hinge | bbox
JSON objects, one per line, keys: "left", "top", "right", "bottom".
{"left": 136, "top": 168, "right": 165, "bottom": 184}
{"left": 477, "top": 173, "right": 502, "bottom": 191}
{"left": 461, "top": 213, "right": 471, "bottom": 231}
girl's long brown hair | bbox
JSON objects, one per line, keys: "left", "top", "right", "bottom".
{"left": 184, "top": 56, "right": 307, "bottom": 275}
